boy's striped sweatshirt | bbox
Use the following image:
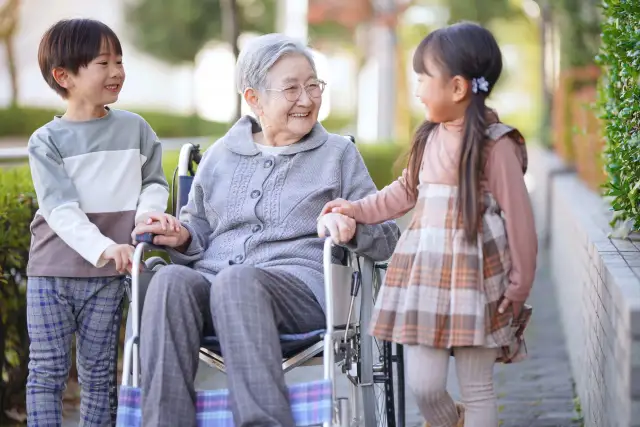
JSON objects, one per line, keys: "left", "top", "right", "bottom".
{"left": 26, "top": 108, "right": 169, "bottom": 278}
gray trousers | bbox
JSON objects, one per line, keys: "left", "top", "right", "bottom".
{"left": 139, "top": 264, "right": 326, "bottom": 427}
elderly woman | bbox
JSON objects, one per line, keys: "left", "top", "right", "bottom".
{"left": 132, "top": 33, "right": 400, "bottom": 427}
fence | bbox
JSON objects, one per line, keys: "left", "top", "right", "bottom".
{"left": 551, "top": 65, "right": 606, "bottom": 192}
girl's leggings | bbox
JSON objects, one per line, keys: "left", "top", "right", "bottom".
{"left": 26, "top": 276, "right": 125, "bottom": 427}
{"left": 406, "top": 345, "right": 499, "bottom": 427}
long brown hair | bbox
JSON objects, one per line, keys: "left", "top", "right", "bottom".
{"left": 407, "top": 22, "right": 503, "bottom": 241}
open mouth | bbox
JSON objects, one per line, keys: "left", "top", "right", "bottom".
{"left": 105, "top": 84, "right": 120, "bottom": 92}
{"left": 289, "top": 112, "right": 310, "bottom": 118}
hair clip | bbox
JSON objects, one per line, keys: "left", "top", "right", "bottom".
{"left": 472, "top": 76, "right": 489, "bottom": 94}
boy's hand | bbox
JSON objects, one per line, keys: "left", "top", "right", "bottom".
{"left": 102, "top": 244, "right": 135, "bottom": 273}
{"left": 137, "top": 212, "right": 181, "bottom": 233}
{"left": 320, "top": 198, "right": 356, "bottom": 218}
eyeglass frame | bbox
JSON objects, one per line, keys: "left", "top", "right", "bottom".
{"left": 264, "top": 79, "right": 327, "bottom": 102}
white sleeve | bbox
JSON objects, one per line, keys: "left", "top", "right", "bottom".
{"left": 28, "top": 135, "right": 115, "bottom": 267}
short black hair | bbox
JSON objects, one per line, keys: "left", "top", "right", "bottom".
{"left": 38, "top": 19, "right": 123, "bottom": 98}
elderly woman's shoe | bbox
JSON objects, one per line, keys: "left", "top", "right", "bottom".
{"left": 423, "top": 402, "right": 465, "bottom": 427}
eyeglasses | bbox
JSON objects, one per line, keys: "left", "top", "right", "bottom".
{"left": 265, "top": 79, "right": 326, "bottom": 102}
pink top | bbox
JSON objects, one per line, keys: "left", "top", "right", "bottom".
{"left": 352, "top": 119, "right": 537, "bottom": 302}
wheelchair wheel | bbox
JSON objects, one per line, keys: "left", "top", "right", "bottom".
{"left": 358, "top": 261, "right": 405, "bottom": 427}
{"left": 145, "top": 256, "right": 168, "bottom": 271}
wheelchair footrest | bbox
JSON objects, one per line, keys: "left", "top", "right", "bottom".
{"left": 116, "top": 379, "right": 332, "bottom": 426}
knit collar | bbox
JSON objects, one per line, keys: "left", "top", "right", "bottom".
{"left": 222, "top": 115, "right": 329, "bottom": 156}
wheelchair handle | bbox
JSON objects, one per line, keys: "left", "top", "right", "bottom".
{"left": 135, "top": 232, "right": 156, "bottom": 244}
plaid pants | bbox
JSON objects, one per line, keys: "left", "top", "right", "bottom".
{"left": 26, "top": 276, "right": 125, "bottom": 427}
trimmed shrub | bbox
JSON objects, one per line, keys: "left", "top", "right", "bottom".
{"left": 0, "top": 107, "right": 229, "bottom": 139}
{"left": 0, "top": 107, "right": 355, "bottom": 140}
{"left": 0, "top": 167, "right": 36, "bottom": 423}
{"left": 598, "top": 0, "right": 640, "bottom": 230}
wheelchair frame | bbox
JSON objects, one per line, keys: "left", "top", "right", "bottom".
{"left": 121, "top": 139, "right": 405, "bottom": 427}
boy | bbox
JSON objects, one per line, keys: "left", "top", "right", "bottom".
{"left": 26, "top": 18, "right": 169, "bottom": 426}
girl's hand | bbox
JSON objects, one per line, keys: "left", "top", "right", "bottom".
{"left": 317, "top": 213, "right": 357, "bottom": 244}
{"left": 320, "top": 198, "right": 356, "bottom": 218}
{"left": 498, "top": 297, "right": 523, "bottom": 319}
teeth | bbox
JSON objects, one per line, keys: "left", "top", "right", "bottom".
{"left": 106, "top": 85, "right": 118, "bottom": 89}
{"left": 290, "top": 113, "right": 308, "bottom": 117}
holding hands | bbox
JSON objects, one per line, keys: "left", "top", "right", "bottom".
{"left": 317, "top": 198, "right": 360, "bottom": 245}
{"left": 131, "top": 212, "right": 190, "bottom": 249}
{"left": 320, "top": 198, "right": 356, "bottom": 218}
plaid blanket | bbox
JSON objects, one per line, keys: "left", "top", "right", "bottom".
{"left": 116, "top": 379, "right": 332, "bottom": 426}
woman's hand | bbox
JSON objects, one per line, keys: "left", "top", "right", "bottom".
{"left": 317, "top": 213, "right": 357, "bottom": 244}
{"left": 320, "top": 198, "right": 356, "bottom": 218}
{"left": 131, "top": 213, "right": 190, "bottom": 249}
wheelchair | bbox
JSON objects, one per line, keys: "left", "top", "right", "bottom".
{"left": 118, "top": 137, "right": 406, "bottom": 427}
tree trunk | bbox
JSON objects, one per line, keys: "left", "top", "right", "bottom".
{"left": 0, "top": 0, "right": 21, "bottom": 108}
{"left": 221, "top": 0, "right": 241, "bottom": 122}
{"left": 5, "top": 34, "right": 19, "bottom": 107}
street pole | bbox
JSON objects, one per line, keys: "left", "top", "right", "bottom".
{"left": 538, "top": 0, "right": 553, "bottom": 147}
{"left": 277, "top": 0, "right": 309, "bottom": 42}
{"left": 220, "top": 0, "right": 241, "bottom": 121}
{"left": 372, "top": 0, "right": 396, "bottom": 141}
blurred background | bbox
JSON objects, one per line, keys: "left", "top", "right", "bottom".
{"left": 0, "top": 0, "right": 611, "bottom": 425}
{"left": 0, "top": 0, "right": 600, "bottom": 147}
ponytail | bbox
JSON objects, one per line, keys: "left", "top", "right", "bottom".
{"left": 458, "top": 94, "right": 487, "bottom": 241}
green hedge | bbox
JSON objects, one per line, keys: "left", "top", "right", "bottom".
{"left": 0, "top": 168, "right": 36, "bottom": 423}
{"left": 0, "top": 107, "right": 230, "bottom": 139}
{"left": 598, "top": 0, "right": 640, "bottom": 231}
{"left": 0, "top": 107, "right": 355, "bottom": 140}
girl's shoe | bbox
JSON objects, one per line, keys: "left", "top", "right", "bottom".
{"left": 423, "top": 402, "right": 465, "bottom": 427}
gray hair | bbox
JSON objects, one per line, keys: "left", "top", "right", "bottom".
{"left": 235, "top": 33, "right": 316, "bottom": 94}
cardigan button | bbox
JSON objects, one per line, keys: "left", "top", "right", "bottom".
{"left": 250, "top": 190, "right": 261, "bottom": 199}
{"left": 252, "top": 224, "right": 262, "bottom": 233}
{"left": 264, "top": 159, "right": 273, "bottom": 168}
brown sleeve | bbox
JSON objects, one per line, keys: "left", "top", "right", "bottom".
{"left": 351, "top": 168, "right": 417, "bottom": 224}
{"left": 484, "top": 137, "right": 538, "bottom": 301}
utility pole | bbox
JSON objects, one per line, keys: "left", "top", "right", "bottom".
{"left": 220, "top": 0, "right": 241, "bottom": 121}
{"left": 538, "top": 0, "right": 553, "bottom": 146}
{"left": 277, "top": 0, "right": 309, "bottom": 42}
{"left": 372, "top": 0, "right": 396, "bottom": 141}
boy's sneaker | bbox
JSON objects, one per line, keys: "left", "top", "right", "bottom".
{"left": 423, "top": 402, "right": 465, "bottom": 427}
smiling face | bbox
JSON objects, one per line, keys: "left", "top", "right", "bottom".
{"left": 247, "top": 54, "right": 322, "bottom": 143}
{"left": 414, "top": 55, "right": 458, "bottom": 123}
{"left": 55, "top": 38, "right": 125, "bottom": 108}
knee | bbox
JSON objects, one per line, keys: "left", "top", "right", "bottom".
{"left": 211, "top": 265, "right": 263, "bottom": 301}
{"left": 144, "top": 265, "right": 201, "bottom": 315}
{"left": 407, "top": 372, "right": 448, "bottom": 405}
{"left": 459, "top": 380, "right": 495, "bottom": 404}
{"left": 27, "top": 360, "right": 70, "bottom": 390}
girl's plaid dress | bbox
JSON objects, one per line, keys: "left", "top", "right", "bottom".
{"left": 370, "top": 123, "right": 532, "bottom": 364}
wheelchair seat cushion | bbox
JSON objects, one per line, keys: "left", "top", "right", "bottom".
{"left": 201, "top": 329, "right": 325, "bottom": 359}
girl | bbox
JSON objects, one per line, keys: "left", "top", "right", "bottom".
{"left": 320, "top": 22, "right": 537, "bottom": 427}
